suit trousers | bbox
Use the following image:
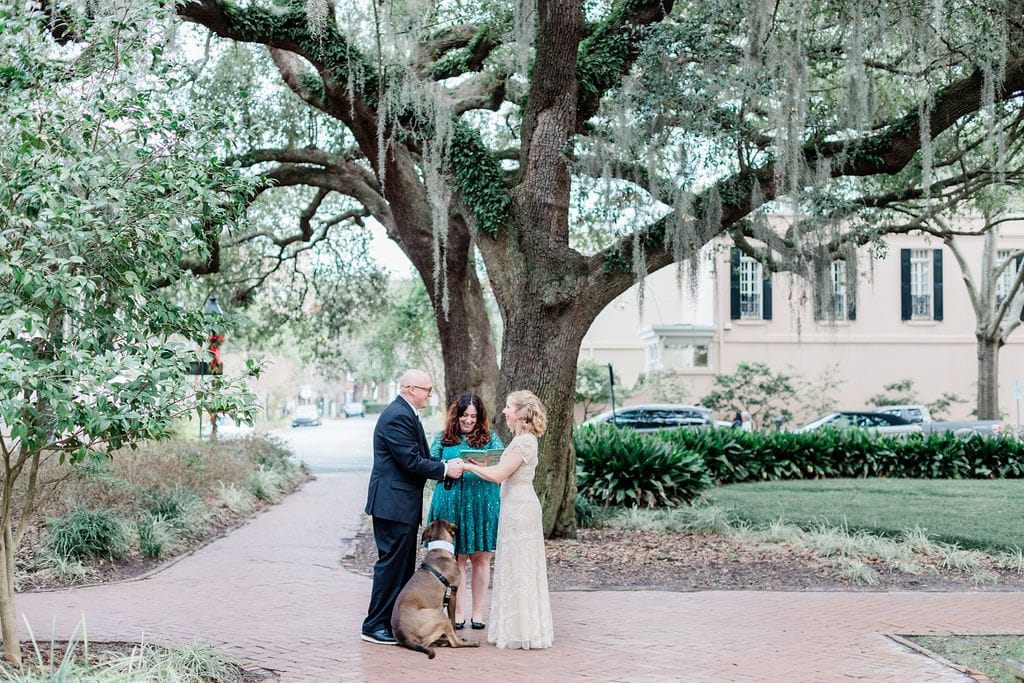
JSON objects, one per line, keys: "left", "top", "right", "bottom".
{"left": 362, "top": 516, "right": 419, "bottom": 633}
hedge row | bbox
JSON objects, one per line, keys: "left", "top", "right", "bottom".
{"left": 573, "top": 424, "right": 1024, "bottom": 508}
{"left": 656, "top": 428, "right": 1024, "bottom": 483}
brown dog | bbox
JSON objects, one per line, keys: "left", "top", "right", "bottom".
{"left": 391, "top": 519, "right": 480, "bottom": 658}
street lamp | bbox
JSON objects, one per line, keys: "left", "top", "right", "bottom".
{"left": 204, "top": 293, "right": 224, "bottom": 376}
{"left": 204, "top": 294, "right": 225, "bottom": 439}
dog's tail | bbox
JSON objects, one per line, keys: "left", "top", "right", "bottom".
{"left": 393, "top": 629, "right": 436, "bottom": 658}
{"left": 399, "top": 640, "right": 435, "bottom": 658}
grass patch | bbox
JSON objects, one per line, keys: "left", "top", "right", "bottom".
{"left": 908, "top": 634, "right": 1024, "bottom": 683}
{"left": 706, "top": 479, "right": 1024, "bottom": 553}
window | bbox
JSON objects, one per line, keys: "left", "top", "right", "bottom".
{"left": 900, "top": 248, "right": 943, "bottom": 321}
{"left": 909, "top": 249, "right": 932, "bottom": 318}
{"left": 830, "top": 260, "right": 847, "bottom": 317}
{"left": 996, "top": 250, "right": 1024, "bottom": 321}
{"left": 730, "top": 249, "right": 772, "bottom": 320}
{"left": 640, "top": 325, "right": 715, "bottom": 373}
{"left": 739, "top": 256, "right": 762, "bottom": 318}
{"left": 661, "top": 340, "right": 710, "bottom": 369}
{"left": 815, "top": 259, "right": 855, "bottom": 320}
{"left": 997, "top": 249, "right": 1023, "bottom": 306}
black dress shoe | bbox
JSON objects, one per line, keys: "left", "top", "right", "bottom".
{"left": 454, "top": 621, "right": 465, "bottom": 630}
{"left": 471, "top": 621, "right": 486, "bottom": 630}
{"left": 361, "top": 628, "right": 397, "bottom": 645}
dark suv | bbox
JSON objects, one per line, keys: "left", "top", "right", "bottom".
{"left": 582, "top": 404, "right": 712, "bottom": 432}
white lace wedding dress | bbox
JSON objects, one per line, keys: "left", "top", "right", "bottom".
{"left": 488, "top": 433, "right": 553, "bottom": 649}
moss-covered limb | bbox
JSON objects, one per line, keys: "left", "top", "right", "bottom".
{"left": 575, "top": 0, "right": 675, "bottom": 128}
{"left": 266, "top": 46, "right": 328, "bottom": 111}
{"left": 595, "top": 167, "right": 772, "bottom": 280}
{"left": 820, "top": 58, "right": 1024, "bottom": 177}
{"left": 448, "top": 122, "right": 512, "bottom": 237}
{"left": 427, "top": 24, "right": 502, "bottom": 80}
{"left": 178, "top": 0, "right": 380, "bottom": 109}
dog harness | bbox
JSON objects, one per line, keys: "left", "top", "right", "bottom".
{"left": 420, "top": 562, "right": 457, "bottom": 612}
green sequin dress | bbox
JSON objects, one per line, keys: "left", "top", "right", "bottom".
{"left": 426, "top": 431, "right": 504, "bottom": 555}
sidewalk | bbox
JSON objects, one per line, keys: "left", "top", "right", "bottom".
{"left": 15, "top": 472, "right": 1024, "bottom": 681}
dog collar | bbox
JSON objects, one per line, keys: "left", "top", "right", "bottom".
{"left": 426, "top": 540, "right": 455, "bottom": 554}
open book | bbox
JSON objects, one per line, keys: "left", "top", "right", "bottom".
{"left": 461, "top": 448, "right": 504, "bottom": 466}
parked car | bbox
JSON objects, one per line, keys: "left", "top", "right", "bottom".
{"left": 291, "top": 404, "right": 322, "bottom": 427}
{"left": 874, "top": 404, "right": 1005, "bottom": 438}
{"left": 343, "top": 401, "right": 366, "bottom": 418}
{"left": 582, "top": 404, "right": 713, "bottom": 432}
{"left": 202, "top": 414, "right": 255, "bottom": 440}
{"left": 795, "top": 411, "right": 922, "bottom": 435}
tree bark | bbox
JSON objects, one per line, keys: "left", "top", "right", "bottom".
{"left": 380, "top": 149, "right": 500, "bottom": 408}
{"left": 0, "top": 520, "right": 19, "bottom": 664}
{"left": 977, "top": 334, "right": 1002, "bottom": 420}
{"left": 497, "top": 303, "right": 591, "bottom": 537}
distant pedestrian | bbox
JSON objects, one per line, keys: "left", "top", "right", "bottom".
{"left": 740, "top": 411, "right": 753, "bottom": 432}
{"left": 730, "top": 411, "right": 743, "bottom": 429}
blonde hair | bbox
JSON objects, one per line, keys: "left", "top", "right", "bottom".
{"left": 507, "top": 390, "right": 547, "bottom": 436}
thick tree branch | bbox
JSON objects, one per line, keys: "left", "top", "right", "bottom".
{"left": 416, "top": 24, "right": 501, "bottom": 80}
{"left": 575, "top": 0, "right": 676, "bottom": 128}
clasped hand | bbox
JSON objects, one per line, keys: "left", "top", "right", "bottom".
{"left": 446, "top": 457, "right": 466, "bottom": 478}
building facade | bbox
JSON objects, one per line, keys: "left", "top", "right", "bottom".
{"left": 579, "top": 227, "right": 1024, "bottom": 427}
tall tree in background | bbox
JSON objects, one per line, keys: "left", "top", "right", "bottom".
{"left": 810, "top": 111, "right": 1024, "bottom": 419}
{"left": 0, "top": 3, "right": 257, "bottom": 663}
{"left": 171, "top": 0, "right": 1024, "bottom": 536}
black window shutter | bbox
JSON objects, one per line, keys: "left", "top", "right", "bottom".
{"left": 762, "top": 272, "right": 773, "bottom": 320}
{"left": 812, "top": 265, "right": 824, "bottom": 320}
{"left": 1018, "top": 255, "right": 1023, "bottom": 321}
{"left": 730, "top": 248, "right": 741, "bottom": 320}
{"left": 932, "top": 248, "right": 943, "bottom": 321}
{"left": 900, "top": 249, "right": 911, "bottom": 320}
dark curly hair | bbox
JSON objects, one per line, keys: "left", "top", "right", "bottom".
{"left": 440, "top": 393, "right": 492, "bottom": 448}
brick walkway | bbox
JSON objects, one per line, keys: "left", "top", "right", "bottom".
{"left": 14, "top": 472, "right": 1024, "bottom": 681}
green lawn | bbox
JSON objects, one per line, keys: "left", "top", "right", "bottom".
{"left": 705, "top": 478, "right": 1024, "bottom": 552}
{"left": 909, "top": 635, "right": 1024, "bottom": 683}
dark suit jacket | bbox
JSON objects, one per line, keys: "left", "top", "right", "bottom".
{"left": 364, "top": 396, "right": 446, "bottom": 525}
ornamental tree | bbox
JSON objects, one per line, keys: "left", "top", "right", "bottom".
{"left": 0, "top": 3, "right": 258, "bottom": 663}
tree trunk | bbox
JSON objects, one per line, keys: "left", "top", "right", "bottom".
{"left": 0, "top": 520, "right": 20, "bottom": 665}
{"left": 497, "top": 303, "right": 590, "bottom": 538}
{"left": 977, "top": 333, "right": 1002, "bottom": 420}
{"left": 382, "top": 152, "right": 500, "bottom": 407}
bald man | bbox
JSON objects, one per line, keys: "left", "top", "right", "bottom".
{"left": 361, "top": 369, "right": 465, "bottom": 645}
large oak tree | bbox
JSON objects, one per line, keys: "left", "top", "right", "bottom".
{"left": 175, "top": 0, "right": 1024, "bottom": 536}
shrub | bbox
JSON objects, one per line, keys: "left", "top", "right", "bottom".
{"left": 135, "top": 513, "right": 175, "bottom": 560}
{"left": 217, "top": 483, "right": 256, "bottom": 515}
{"left": 574, "top": 494, "right": 598, "bottom": 527}
{"left": 45, "top": 508, "right": 129, "bottom": 562}
{"left": 248, "top": 467, "right": 286, "bottom": 503}
{"left": 574, "top": 424, "right": 712, "bottom": 507}
{"left": 142, "top": 484, "right": 201, "bottom": 523}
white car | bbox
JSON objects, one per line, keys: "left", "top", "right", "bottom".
{"left": 343, "top": 402, "right": 366, "bottom": 418}
{"left": 795, "top": 411, "right": 922, "bottom": 435}
{"left": 291, "top": 404, "right": 322, "bottom": 427}
{"left": 203, "top": 415, "right": 255, "bottom": 440}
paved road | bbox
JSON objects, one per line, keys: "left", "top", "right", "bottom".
{"left": 270, "top": 416, "right": 377, "bottom": 474}
{"left": 13, "top": 420, "right": 1024, "bottom": 681}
